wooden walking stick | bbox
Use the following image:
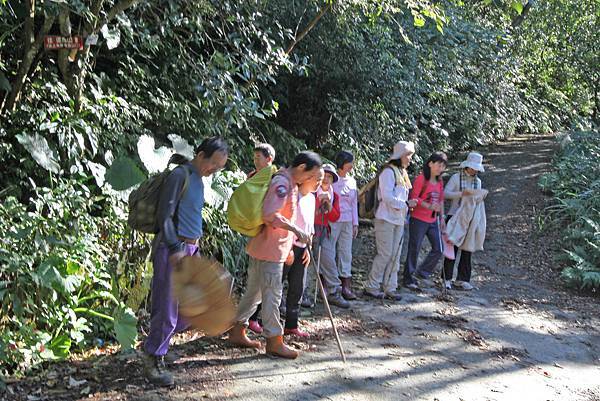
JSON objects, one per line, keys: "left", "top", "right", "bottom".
{"left": 308, "top": 246, "right": 347, "bottom": 363}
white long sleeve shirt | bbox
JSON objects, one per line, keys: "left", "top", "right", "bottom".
{"left": 375, "top": 167, "right": 409, "bottom": 226}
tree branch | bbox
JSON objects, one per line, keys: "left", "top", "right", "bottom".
{"left": 57, "top": 6, "right": 74, "bottom": 95}
{"left": 285, "top": 3, "right": 331, "bottom": 56}
{"left": 23, "top": 0, "right": 36, "bottom": 56}
{"left": 3, "top": 13, "right": 55, "bottom": 114}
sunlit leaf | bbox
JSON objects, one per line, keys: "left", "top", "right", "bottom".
{"left": 16, "top": 133, "right": 60, "bottom": 174}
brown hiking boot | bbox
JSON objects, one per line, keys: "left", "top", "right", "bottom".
{"left": 141, "top": 354, "right": 174, "bottom": 387}
{"left": 327, "top": 290, "right": 350, "bottom": 309}
{"left": 340, "top": 277, "right": 357, "bottom": 300}
{"left": 227, "top": 323, "right": 262, "bottom": 349}
{"left": 266, "top": 335, "right": 299, "bottom": 359}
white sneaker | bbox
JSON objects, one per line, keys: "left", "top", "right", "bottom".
{"left": 455, "top": 281, "right": 474, "bottom": 291}
{"left": 444, "top": 280, "right": 452, "bottom": 290}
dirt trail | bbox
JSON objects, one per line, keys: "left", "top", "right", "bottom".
{"left": 4, "top": 135, "right": 599, "bottom": 401}
{"left": 220, "top": 134, "right": 600, "bottom": 401}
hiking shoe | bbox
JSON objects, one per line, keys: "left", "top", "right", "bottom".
{"left": 300, "top": 296, "right": 314, "bottom": 308}
{"left": 164, "top": 351, "right": 182, "bottom": 364}
{"left": 444, "top": 280, "right": 452, "bottom": 290}
{"left": 404, "top": 282, "right": 419, "bottom": 291}
{"left": 284, "top": 327, "right": 310, "bottom": 338}
{"left": 454, "top": 281, "right": 474, "bottom": 291}
{"left": 416, "top": 276, "right": 435, "bottom": 288}
{"left": 248, "top": 319, "right": 263, "bottom": 334}
{"left": 340, "top": 277, "right": 357, "bottom": 300}
{"left": 327, "top": 291, "right": 350, "bottom": 308}
{"left": 363, "top": 289, "right": 385, "bottom": 299}
{"left": 383, "top": 291, "right": 403, "bottom": 301}
{"left": 142, "top": 354, "right": 174, "bottom": 387}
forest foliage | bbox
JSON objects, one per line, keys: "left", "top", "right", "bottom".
{"left": 0, "top": 0, "right": 598, "bottom": 374}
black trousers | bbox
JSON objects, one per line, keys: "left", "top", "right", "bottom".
{"left": 282, "top": 245, "right": 307, "bottom": 329}
{"left": 442, "top": 215, "right": 472, "bottom": 282}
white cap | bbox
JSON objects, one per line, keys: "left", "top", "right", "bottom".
{"left": 459, "top": 152, "right": 485, "bottom": 172}
{"left": 389, "top": 141, "right": 415, "bottom": 161}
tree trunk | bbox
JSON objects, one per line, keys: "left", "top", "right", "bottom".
{"left": 3, "top": 14, "right": 55, "bottom": 115}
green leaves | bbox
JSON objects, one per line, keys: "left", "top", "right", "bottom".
{"left": 105, "top": 157, "right": 146, "bottom": 191}
{"left": 542, "top": 130, "right": 600, "bottom": 293}
{"left": 112, "top": 306, "right": 138, "bottom": 351}
{"left": 16, "top": 133, "right": 61, "bottom": 174}
{"left": 511, "top": 1, "right": 524, "bottom": 15}
{"left": 48, "top": 334, "right": 72, "bottom": 359}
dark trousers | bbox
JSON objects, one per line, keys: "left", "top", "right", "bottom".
{"left": 443, "top": 247, "right": 472, "bottom": 282}
{"left": 282, "top": 246, "right": 307, "bottom": 329}
{"left": 442, "top": 215, "right": 472, "bottom": 282}
{"left": 403, "top": 217, "right": 442, "bottom": 285}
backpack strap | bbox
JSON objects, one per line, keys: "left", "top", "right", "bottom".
{"left": 178, "top": 164, "right": 191, "bottom": 200}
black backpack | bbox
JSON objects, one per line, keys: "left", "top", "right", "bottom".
{"left": 127, "top": 156, "right": 190, "bottom": 233}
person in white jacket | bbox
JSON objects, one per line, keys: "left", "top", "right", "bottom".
{"left": 442, "top": 152, "right": 485, "bottom": 291}
{"left": 364, "top": 141, "right": 417, "bottom": 300}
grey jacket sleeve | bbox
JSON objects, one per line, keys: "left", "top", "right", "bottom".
{"left": 156, "top": 166, "right": 188, "bottom": 254}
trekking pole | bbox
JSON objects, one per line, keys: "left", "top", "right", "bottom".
{"left": 313, "top": 244, "right": 322, "bottom": 303}
{"left": 308, "top": 246, "right": 347, "bottom": 363}
{"left": 437, "top": 213, "right": 448, "bottom": 296}
{"left": 313, "top": 212, "right": 326, "bottom": 303}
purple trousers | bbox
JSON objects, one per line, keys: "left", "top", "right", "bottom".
{"left": 144, "top": 243, "right": 198, "bottom": 356}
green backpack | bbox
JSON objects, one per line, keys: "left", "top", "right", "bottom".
{"left": 227, "top": 165, "right": 278, "bottom": 237}
{"left": 128, "top": 161, "right": 190, "bottom": 234}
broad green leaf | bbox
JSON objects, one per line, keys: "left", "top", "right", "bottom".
{"left": 113, "top": 306, "right": 138, "bottom": 350}
{"left": 105, "top": 156, "right": 146, "bottom": 191}
{"left": 49, "top": 334, "right": 71, "bottom": 359}
{"left": 16, "top": 133, "right": 60, "bottom": 174}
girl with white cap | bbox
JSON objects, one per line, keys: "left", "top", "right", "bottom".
{"left": 442, "top": 152, "right": 485, "bottom": 290}
{"left": 364, "top": 141, "right": 416, "bottom": 300}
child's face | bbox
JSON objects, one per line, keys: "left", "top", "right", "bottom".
{"left": 253, "top": 151, "right": 272, "bottom": 171}
{"left": 300, "top": 169, "right": 324, "bottom": 195}
{"left": 321, "top": 172, "right": 334, "bottom": 190}
{"left": 428, "top": 161, "right": 447, "bottom": 178}
{"left": 339, "top": 161, "right": 353, "bottom": 175}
